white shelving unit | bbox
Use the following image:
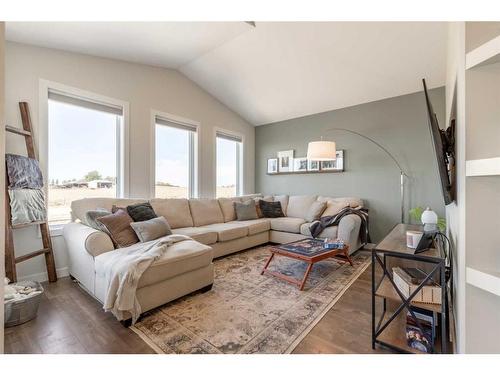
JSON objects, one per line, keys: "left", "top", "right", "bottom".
{"left": 466, "top": 157, "right": 500, "bottom": 176}
{"left": 466, "top": 34, "right": 500, "bottom": 70}
{"left": 466, "top": 267, "right": 500, "bottom": 297}
{"left": 463, "top": 23, "right": 500, "bottom": 353}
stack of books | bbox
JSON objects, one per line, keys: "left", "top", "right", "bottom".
{"left": 406, "top": 308, "right": 436, "bottom": 353}
{"left": 392, "top": 267, "right": 442, "bottom": 305}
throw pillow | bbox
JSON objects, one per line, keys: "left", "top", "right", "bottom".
{"left": 259, "top": 200, "right": 285, "bottom": 218}
{"left": 85, "top": 209, "right": 112, "bottom": 232}
{"left": 130, "top": 216, "right": 172, "bottom": 242}
{"left": 254, "top": 196, "right": 273, "bottom": 218}
{"left": 96, "top": 209, "right": 139, "bottom": 248}
{"left": 234, "top": 200, "right": 259, "bottom": 221}
{"left": 126, "top": 202, "right": 157, "bottom": 222}
{"left": 322, "top": 201, "right": 349, "bottom": 217}
{"left": 305, "top": 201, "right": 327, "bottom": 222}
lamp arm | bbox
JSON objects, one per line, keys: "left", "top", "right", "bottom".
{"left": 324, "top": 128, "right": 407, "bottom": 176}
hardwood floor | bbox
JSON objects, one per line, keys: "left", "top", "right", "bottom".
{"left": 5, "top": 259, "right": 394, "bottom": 354}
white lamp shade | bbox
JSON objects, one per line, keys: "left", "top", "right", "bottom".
{"left": 307, "top": 141, "right": 336, "bottom": 161}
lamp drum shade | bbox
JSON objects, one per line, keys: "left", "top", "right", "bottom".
{"left": 307, "top": 141, "right": 336, "bottom": 161}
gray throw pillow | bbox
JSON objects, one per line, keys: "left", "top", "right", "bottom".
{"left": 234, "top": 200, "right": 259, "bottom": 221}
{"left": 305, "top": 201, "right": 327, "bottom": 222}
{"left": 85, "top": 209, "right": 112, "bottom": 232}
{"left": 130, "top": 216, "right": 172, "bottom": 242}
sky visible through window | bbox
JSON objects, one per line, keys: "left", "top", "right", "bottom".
{"left": 217, "top": 137, "right": 238, "bottom": 191}
{"left": 48, "top": 100, "right": 117, "bottom": 183}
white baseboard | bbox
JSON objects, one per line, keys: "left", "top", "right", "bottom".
{"left": 16, "top": 267, "right": 69, "bottom": 283}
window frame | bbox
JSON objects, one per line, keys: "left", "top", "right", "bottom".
{"left": 214, "top": 127, "right": 244, "bottom": 198}
{"left": 150, "top": 110, "right": 200, "bottom": 199}
{"left": 39, "top": 79, "right": 130, "bottom": 233}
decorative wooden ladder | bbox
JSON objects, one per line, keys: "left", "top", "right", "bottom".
{"left": 5, "top": 102, "right": 57, "bottom": 283}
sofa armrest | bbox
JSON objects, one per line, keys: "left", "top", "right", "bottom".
{"left": 63, "top": 222, "right": 114, "bottom": 257}
{"left": 337, "top": 214, "right": 363, "bottom": 254}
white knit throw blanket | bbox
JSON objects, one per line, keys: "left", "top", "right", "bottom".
{"left": 95, "top": 234, "right": 191, "bottom": 324}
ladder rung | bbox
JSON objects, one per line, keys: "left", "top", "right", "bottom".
{"left": 6, "top": 125, "right": 32, "bottom": 137}
{"left": 12, "top": 220, "right": 47, "bottom": 229}
{"left": 15, "top": 248, "right": 50, "bottom": 263}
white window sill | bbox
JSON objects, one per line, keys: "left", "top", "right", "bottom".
{"left": 48, "top": 224, "right": 65, "bottom": 237}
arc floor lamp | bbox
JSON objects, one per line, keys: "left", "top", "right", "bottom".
{"left": 307, "top": 128, "right": 408, "bottom": 223}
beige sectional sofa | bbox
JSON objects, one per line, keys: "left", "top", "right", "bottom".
{"left": 63, "top": 194, "right": 365, "bottom": 322}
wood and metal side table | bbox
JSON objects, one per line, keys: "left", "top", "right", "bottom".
{"left": 371, "top": 224, "right": 450, "bottom": 354}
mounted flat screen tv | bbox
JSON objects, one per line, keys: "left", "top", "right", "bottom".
{"left": 422, "top": 79, "right": 455, "bottom": 205}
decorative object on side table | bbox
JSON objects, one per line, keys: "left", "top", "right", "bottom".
{"left": 267, "top": 158, "right": 278, "bottom": 174}
{"left": 277, "top": 150, "right": 294, "bottom": 172}
{"left": 409, "top": 206, "right": 446, "bottom": 232}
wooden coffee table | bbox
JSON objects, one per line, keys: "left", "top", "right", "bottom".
{"left": 261, "top": 239, "right": 353, "bottom": 290}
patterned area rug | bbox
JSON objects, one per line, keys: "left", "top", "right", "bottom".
{"left": 131, "top": 245, "right": 370, "bottom": 354}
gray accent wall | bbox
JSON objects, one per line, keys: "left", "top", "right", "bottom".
{"left": 255, "top": 87, "right": 446, "bottom": 241}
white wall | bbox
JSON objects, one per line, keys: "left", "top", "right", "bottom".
{"left": 445, "top": 22, "right": 466, "bottom": 353}
{"left": 5, "top": 41, "right": 255, "bottom": 281}
{"left": 0, "top": 22, "right": 5, "bottom": 354}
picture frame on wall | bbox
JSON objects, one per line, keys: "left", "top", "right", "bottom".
{"left": 320, "top": 150, "right": 344, "bottom": 171}
{"left": 307, "top": 159, "right": 320, "bottom": 171}
{"left": 293, "top": 157, "right": 308, "bottom": 172}
{"left": 267, "top": 158, "right": 278, "bottom": 174}
{"left": 277, "top": 150, "right": 294, "bottom": 172}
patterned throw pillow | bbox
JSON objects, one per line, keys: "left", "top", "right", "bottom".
{"left": 259, "top": 200, "right": 285, "bottom": 218}
{"left": 126, "top": 202, "right": 157, "bottom": 222}
{"left": 234, "top": 200, "right": 259, "bottom": 221}
{"left": 96, "top": 209, "right": 139, "bottom": 248}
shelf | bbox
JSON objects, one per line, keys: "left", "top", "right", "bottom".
{"left": 375, "top": 278, "right": 442, "bottom": 313}
{"left": 466, "top": 34, "right": 500, "bottom": 70}
{"left": 376, "top": 307, "right": 444, "bottom": 354}
{"left": 466, "top": 157, "right": 500, "bottom": 176}
{"left": 466, "top": 267, "right": 500, "bottom": 297}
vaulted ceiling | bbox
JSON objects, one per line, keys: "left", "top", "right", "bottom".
{"left": 6, "top": 22, "right": 447, "bottom": 125}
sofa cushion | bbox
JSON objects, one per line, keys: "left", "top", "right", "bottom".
{"left": 270, "top": 217, "right": 306, "bottom": 233}
{"left": 300, "top": 223, "right": 338, "bottom": 238}
{"left": 170, "top": 227, "right": 218, "bottom": 245}
{"left": 286, "top": 195, "right": 318, "bottom": 219}
{"left": 218, "top": 197, "right": 242, "bottom": 222}
{"left": 234, "top": 200, "right": 259, "bottom": 221}
{"left": 199, "top": 223, "right": 248, "bottom": 242}
{"left": 130, "top": 216, "right": 172, "bottom": 242}
{"left": 305, "top": 201, "right": 327, "bottom": 222}
{"left": 239, "top": 194, "right": 262, "bottom": 200}
{"left": 189, "top": 199, "right": 224, "bottom": 227}
{"left": 317, "top": 196, "right": 363, "bottom": 209}
{"left": 96, "top": 209, "right": 139, "bottom": 248}
{"left": 95, "top": 238, "right": 214, "bottom": 289}
{"left": 273, "top": 195, "right": 289, "bottom": 215}
{"left": 229, "top": 218, "right": 271, "bottom": 235}
{"left": 150, "top": 198, "right": 193, "bottom": 229}
{"left": 126, "top": 202, "right": 157, "bottom": 222}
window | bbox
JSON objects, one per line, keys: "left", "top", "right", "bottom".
{"left": 47, "top": 91, "right": 124, "bottom": 225}
{"left": 155, "top": 116, "right": 197, "bottom": 198}
{"left": 216, "top": 131, "right": 242, "bottom": 198}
